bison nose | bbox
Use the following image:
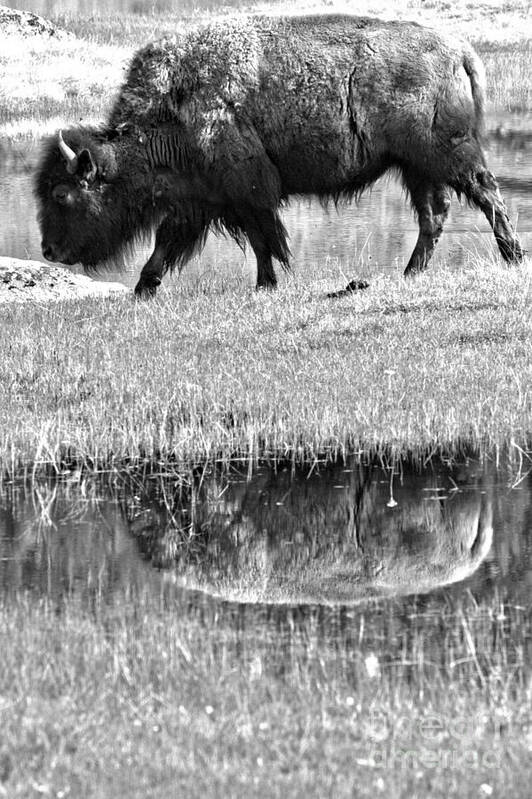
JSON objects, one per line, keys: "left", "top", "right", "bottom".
{"left": 42, "top": 242, "right": 59, "bottom": 262}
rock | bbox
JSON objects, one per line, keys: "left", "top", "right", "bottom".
{"left": 0, "top": 257, "right": 129, "bottom": 304}
{"left": 0, "top": 5, "right": 71, "bottom": 39}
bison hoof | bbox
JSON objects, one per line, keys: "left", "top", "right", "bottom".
{"left": 327, "top": 279, "right": 370, "bottom": 298}
{"left": 498, "top": 239, "right": 526, "bottom": 264}
{"left": 256, "top": 281, "right": 278, "bottom": 291}
{"left": 134, "top": 275, "right": 162, "bottom": 300}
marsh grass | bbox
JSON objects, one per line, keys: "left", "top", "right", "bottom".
{"left": 0, "top": 588, "right": 531, "bottom": 797}
{"left": 1, "top": 260, "right": 531, "bottom": 477}
{"left": 479, "top": 41, "right": 532, "bottom": 113}
{"left": 0, "top": 32, "right": 129, "bottom": 136}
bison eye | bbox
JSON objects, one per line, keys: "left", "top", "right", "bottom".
{"left": 52, "top": 184, "right": 73, "bottom": 205}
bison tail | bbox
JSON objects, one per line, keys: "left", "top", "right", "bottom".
{"left": 462, "top": 46, "right": 486, "bottom": 140}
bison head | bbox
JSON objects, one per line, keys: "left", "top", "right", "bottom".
{"left": 34, "top": 129, "right": 145, "bottom": 269}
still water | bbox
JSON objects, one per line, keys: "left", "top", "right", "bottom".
{"left": 1, "top": 456, "right": 531, "bottom": 609}
{"left": 1, "top": 121, "right": 531, "bottom": 290}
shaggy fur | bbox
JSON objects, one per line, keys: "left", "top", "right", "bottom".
{"left": 35, "top": 14, "right": 524, "bottom": 298}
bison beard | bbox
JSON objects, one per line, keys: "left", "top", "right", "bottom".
{"left": 34, "top": 14, "right": 524, "bottom": 298}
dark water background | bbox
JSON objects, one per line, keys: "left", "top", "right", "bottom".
{"left": 2, "top": 120, "right": 531, "bottom": 289}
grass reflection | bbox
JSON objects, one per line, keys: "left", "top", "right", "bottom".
{"left": 0, "top": 587, "right": 530, "bottom": 797}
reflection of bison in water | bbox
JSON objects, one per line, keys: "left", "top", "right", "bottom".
{"left": 127, "top": 460, "right": 494, "bottom": 605}
{"left": 35, "top": 15, "right": 523, "bottom": 299}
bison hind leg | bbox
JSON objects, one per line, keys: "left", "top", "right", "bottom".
{"left": 457, "top": 168, "right": 524, "bottom": 264}
{"left": 402, "top": 172, "right": 451, "bottom": 276}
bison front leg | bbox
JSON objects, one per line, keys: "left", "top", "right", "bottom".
{"left": 134, "top": 215, "right": 207, "bottom": 299}
{"left": 461, "top": 169, "right": 524, "bottom": 264}
{"left": 236, "top": 208, "right": 291, "bottom": 289}
{"left": 403, "top": 177, "right": 451, "bottom": 276}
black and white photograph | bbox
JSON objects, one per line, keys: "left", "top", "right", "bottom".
{"left": 0, "top": 0, "right": 531, "bottom": 796}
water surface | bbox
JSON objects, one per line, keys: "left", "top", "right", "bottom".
{"left": 3, "top": 455, "right": 531, "bottom": 687}
{"left": 2, "top": 456, "right": 531, "bottom": 608}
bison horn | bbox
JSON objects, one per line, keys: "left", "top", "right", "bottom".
{"left": 58, "top": 131, "right": 78, "bottom": 174}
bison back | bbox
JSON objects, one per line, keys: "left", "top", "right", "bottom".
{"left": 109, "top": 15, "right": 485, "bottom": 198}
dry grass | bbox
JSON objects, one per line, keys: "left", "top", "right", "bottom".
{"left": 0, "top": 259, "right": 531, "bottom": 477}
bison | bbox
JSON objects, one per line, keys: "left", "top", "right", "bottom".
{"left": 35, "top": 14, "right": 523, "bottom": 298}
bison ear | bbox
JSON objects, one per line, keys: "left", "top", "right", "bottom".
{"left": 77, "top": 149, "right": 97, "bottom": 183}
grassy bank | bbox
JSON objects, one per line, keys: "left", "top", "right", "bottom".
{"left": 0, "top": 261, "right": 531, "bottom": 476}
{"left": 1, "top": 0, "right": 531, "bottom": 138}
{"left": 1, "top": 588, "right": 530, "bottom": 798}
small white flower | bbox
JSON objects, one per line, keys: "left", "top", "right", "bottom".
{"left": 365, "top": 653, "right": 380, "bottom": 678}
